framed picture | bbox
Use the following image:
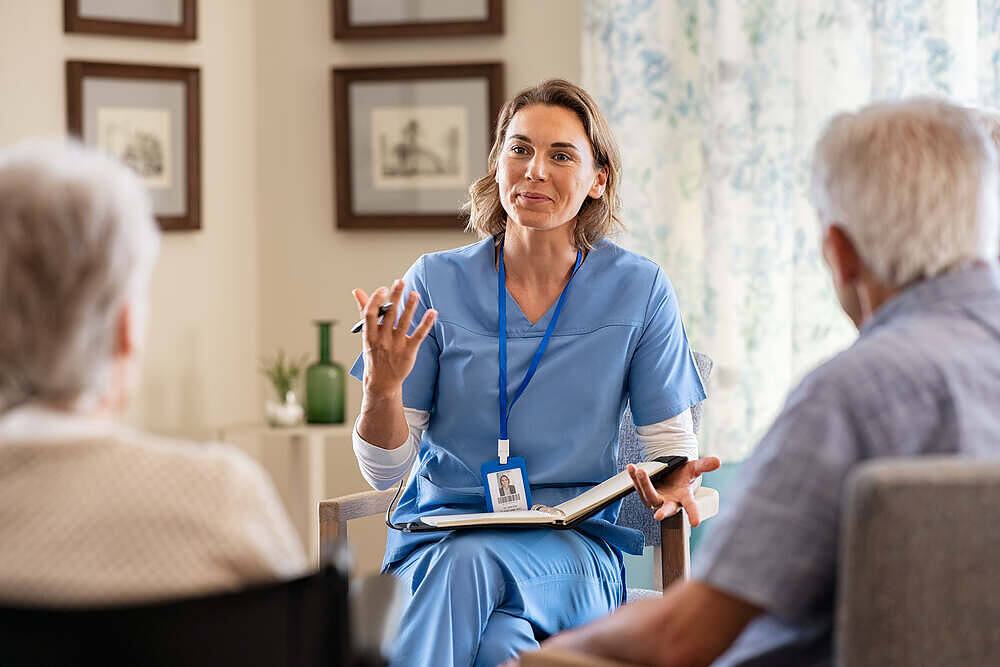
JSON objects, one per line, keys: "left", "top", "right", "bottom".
{"left": 332, "top": 63, "right": 503, "bottom": 229}
{"left": 332, "top": 0, "right": 502, "bottom": 40}
{"left": 64, "top": 0, "right": 197, "bottom": 40}
{"left": 67, "top": 61, "right": 201, "bottom": 231}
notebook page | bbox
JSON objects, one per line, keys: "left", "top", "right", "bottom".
{"left": 422, "top": 510, "right": 552, "bottom": 528}
{"left": 556, "top": 461, "right": 669, "bottom": 521}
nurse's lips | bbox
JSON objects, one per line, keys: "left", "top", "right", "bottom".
{"left": 517, "top": 191, "right": 551, "bottom": 202}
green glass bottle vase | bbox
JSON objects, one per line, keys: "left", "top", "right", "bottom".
{"left": 306, "top": 321, "right": 346, "bottom": 424}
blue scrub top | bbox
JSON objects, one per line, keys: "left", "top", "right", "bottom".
{"left": 350, "top": 237, "right": 706, "bottom": 568}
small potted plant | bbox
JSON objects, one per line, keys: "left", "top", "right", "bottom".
{"left": 260, "top": 350, "right": 307, "bottom": 427}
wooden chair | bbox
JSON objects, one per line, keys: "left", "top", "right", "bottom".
{"left": 320, "top": 486, "right": 717, "bottom": 589}
{"left": 320, "top": 352, "right": 719, "bottom": 595}
{"left": 613, "top": 349, "right": 719, "bottom": 595}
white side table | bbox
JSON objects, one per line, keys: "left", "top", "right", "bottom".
{"left": 218, "top": 422, "right": 353, "bottom": 565}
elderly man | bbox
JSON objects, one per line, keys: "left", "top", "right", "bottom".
{"left": 972, "top": 107, "right": 1000, "bottom": 259}
{"left": 530, "top": 98, "right": 1000, "bottom": 666}
{"left": 0, "top": 141, "right": 305, "bottom": 605}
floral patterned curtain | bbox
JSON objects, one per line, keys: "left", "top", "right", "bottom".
{"left": 583, "top": 0, "right": 1000, "bottom": 460}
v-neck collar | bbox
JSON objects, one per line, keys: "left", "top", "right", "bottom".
{"left": 486, "top": 236, "right": 599, "bottom": 333}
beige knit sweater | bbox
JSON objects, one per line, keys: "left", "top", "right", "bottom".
{"left": 0, "top": 406, "right": 306, "bottom": 606}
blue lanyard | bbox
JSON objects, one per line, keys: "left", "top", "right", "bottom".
{"left": 497, "top": 241, "right": 583, "bottom": 462}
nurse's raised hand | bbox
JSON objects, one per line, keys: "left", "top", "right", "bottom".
{"left": 627, "top": 457, "right": 721, "bottom": 526}
{"left": 352, "top": 279, "right": 437, "bottom": 398}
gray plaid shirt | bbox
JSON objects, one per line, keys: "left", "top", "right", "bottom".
{"left": 694, "top": 263, "right": 1000, "bottom": 666}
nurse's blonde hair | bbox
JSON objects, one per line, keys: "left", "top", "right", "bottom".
{"left": 464, "top": 79, "right": 624, "bottom": 250}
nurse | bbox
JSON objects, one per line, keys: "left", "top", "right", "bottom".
{"left": 350, "top": 79, "right": 715, "bottom": 667}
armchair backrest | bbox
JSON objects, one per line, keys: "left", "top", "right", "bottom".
{"left": 616, "top": 351, "right": 713, "bottom": 543}
{"left": 0, "top": 567, "right": 351, "bottom": 667}
{"left": 837, "top": 458, "right": 1000, "bottom": 666}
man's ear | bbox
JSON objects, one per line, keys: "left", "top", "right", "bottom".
{"left": 825, "top": 225, "right": 863, "bottom": 286}
{"left": 114, "top": 303, "right": 134, "bottom": 359}
{"left": 589, "top": 167, "right": 608, "bottom": 199}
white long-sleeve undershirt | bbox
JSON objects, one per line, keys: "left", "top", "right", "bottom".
{"left": 352, "top": 408, "right": 699, "bottom": 491}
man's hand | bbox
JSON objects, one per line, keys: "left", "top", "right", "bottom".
{"left": 628, "top": 456, "right": 721, "bottom": 526}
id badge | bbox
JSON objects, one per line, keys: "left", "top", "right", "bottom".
{"left": 481, "top": 456, "right": 532, "bottom": 512}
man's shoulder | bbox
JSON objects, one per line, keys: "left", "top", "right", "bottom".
{"left": 794, "top": 309, "right": 996, "bottom": 416}
{"left": 795, "top": 326, "right": 917, "bottom": 404}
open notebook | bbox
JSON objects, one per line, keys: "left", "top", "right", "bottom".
{"left": 398, "top": 456, "right": 687, "bottom": 532}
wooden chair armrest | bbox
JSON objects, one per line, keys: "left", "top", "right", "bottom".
{"left": 320, "top": 488, "right": 397, "bottom": 524}
{"left": 319, "top": 488, "right": 396, "bottom": 562}
{"left": 520, "top": 647, "right": 639, "bottom": 667}
{"left": 690, "top": 486, "right": 720, "bottom": 522}
{"left": 658, "top": 486, "right": 719, "bottom": 589}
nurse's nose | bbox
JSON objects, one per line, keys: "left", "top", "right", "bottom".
{"left": 525, "top": 155, "right": 547, "bottom": 182}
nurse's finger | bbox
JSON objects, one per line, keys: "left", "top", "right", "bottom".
{"left": 364, "top": 287, "right": 388, "bottom": 335}
{"left": 689, "top": 456, "right": 722, "bottom": 480}
{"left": 672, "top": 488, "right": 701, "bottom": 526}
{"left": 407, "top": 308, "right": 437, "bottom": 347}
{"left": 352, "top": 288, "right": 370, "bottom": 313}
{"left": 627, "top": 465, "right": 660, "bottom": 509}
{"left": 395, "top": 289, "right": 420, "bottom": 336}
{"left": 387, "top": 279, "right": 405, "bottom": 326}
{"left": 626, "top": 464, "right": 656, "bottom": 507}
{"left": 653, "top": 500, "right": 679, "bottom": 521}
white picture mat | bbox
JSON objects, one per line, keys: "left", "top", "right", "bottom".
{"left": 97, "top": 107, "right": 172, "bottom": 189}
{"left": 78, "top": 0, "right": 183, "bottom": 25}
{"left": 371, "top": 105, "right": 468, "bottom": 190}
{"left": 350, "top": 78, "right": 489, "bottom": 215}
{"left": 83, "top": 77, "right": 187, "bottom": 216}
{"left": 348, "top": 0, "right": 488, "bottom": 25}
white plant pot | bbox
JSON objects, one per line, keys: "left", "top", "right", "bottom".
{"left": 265, "top": 391, "right": 304, "bottom": 427}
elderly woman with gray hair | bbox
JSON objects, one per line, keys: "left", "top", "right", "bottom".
{"left": 0, "top": 141, "right": 304, "bottom": 605}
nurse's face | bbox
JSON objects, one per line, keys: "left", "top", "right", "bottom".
{"left": 495, "top": 104, "right": 607, "bottom": 234}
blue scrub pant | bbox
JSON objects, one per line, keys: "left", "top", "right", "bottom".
{"left": 385, "top": 528, "right": 624, "bottom": 667}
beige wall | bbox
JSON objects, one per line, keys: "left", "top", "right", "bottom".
{"left": 0, "top": 0, "right": 261, "bottom": 443}
{"left": 254, "top": 0, "right": 581, "bottom": 571}
{"left": 0, "top": 0, "right": 581, "bottom": 571}
{"left": 255, "top": 0, "right": 583, "bottom": 421}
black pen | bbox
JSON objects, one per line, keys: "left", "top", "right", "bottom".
{"left": 350, "top": 302, "right": 394, "bottom": 333}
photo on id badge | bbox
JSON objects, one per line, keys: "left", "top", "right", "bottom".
{"left": 487, "top": 468, "right": 527, "bottom": 511}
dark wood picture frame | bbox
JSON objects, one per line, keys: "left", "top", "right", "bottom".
{"left": 67, "top": 61, "right": 202, "bottom": 232}
{"left": 331, "top": 62, "right": 504, "bottom": 229}
{"left": 332, "top": 0, "right": 502, "bottom": 40}
{"left": 64, "top": 0, "right": 197, "bottom": 40}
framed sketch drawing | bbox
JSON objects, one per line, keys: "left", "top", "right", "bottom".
{"left": 64, "top": 0, "right": 197, "bottom": 40}
{"left": 67, "top": 61, "right": 201, "bottom": 231}
{"left": 332, "top": 0, "right": 502, "bottom": 40}
{"left": 331, "top": 63, "right": 503, "bottom": 229}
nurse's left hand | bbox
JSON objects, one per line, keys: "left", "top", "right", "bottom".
{"left": 627, "top": 457, "right": 721, "bottom": 526}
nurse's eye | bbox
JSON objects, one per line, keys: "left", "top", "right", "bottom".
{"left": 552, "top": 152, "right": 573, "bottom": 162}
{"left": 510, "top": 145, "right": 529, "bottom": 156}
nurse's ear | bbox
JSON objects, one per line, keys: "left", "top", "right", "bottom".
{"left": 588, "top": 166, "right": 608, "bottom": 199}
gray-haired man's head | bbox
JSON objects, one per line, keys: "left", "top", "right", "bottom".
{"left": 810, "top": 98, "right": 999, "bottom": 324}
